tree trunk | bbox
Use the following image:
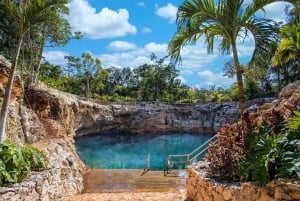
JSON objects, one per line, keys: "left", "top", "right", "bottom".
{"left": 232, "top": 43, "right": 245, "bottom": 116}
{"left": 19, "top": 104, "right": 29, "bottom": 143}
{"left": 29, "top": 44, "right": 44, "bottom": 88}
{"left": 86, "top": 77, "right": 90, "bottom": 98}
{"left": 0, "top": 37, "right": 23, "bottom": 143}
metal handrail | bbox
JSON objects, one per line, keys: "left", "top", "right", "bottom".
{"left": 190, "top": 138, "right": 217, "bottom": 162}
{"left": 189, "top": 135, "right": 217, "bottom": 157}
{"left": 165, "top": 134, "right": 217, "bottom": 174}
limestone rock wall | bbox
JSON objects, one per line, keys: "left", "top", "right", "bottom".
{"left": 0, "top": 55, "right": 23, "bottom": 101}
{"left": 74, "top": 99, "right": 272, "bottom": 137}
{"left": 74, "top": 101, "right": 241, "bottom": 136}
{"left": 186, "top": 167, "right": 300, "bottom": 201}
{"left": 0, "top": 56, "right": 85, "bottom": 201}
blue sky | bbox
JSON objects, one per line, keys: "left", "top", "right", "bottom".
{"left": 44, "top": 0, "right": 292, "bottom": 89}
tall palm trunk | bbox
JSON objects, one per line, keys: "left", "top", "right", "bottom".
{"left": 232, "top": 43, "right": 245, "bottom": 116}
{"left": 0, "top": 36, "right": 23, "bottom": 143}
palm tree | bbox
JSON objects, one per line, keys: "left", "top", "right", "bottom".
{"left": 168, "top": 0, "right": 296, "bottom": 115}
{"left": 0, "top": 0, "right": 68, "bottom": 143}
{"left": 272, "top": 18, "right": 300, "bottom": 66}
{"left": 272, "top": 3, "right": 299, "bottom": 89}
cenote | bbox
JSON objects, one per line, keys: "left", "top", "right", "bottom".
{"left": 75, "top": 133, "right": 212, "bottom": 170}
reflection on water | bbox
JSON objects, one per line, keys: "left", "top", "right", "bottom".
{"left": 75, "top": 133, "right": 211, "bottom": 170}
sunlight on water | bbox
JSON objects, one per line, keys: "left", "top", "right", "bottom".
{"left": 75, "top": 133, "right": 211, "bottom": 170}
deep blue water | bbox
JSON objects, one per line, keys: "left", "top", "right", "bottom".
{"left": 75, "top": 133, "right": 211, "bottom": 170}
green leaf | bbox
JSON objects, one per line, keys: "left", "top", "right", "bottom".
{"left": 287, "top": 111, "right": 300, "bottom": 130}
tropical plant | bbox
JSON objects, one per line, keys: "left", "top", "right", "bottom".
{"left": 263, "top": 109, "right": 286, "bottom": 134}
{"left": 239, "top": 111, "right": 300, "bottom": 186}
{"left": 239, "top": 126, "right": 281, "bottom": 186}
{"left": 38, "top": 61, "right": 64, "bottom": 88}
{"left": 0, "top": 141, "right": 47, "bottom": 186}
{"left": 205, "top": 124, "right": 245, "bottom": 181}
{"left": 287, "top": 111, "right": 300, "bottom": 130}
{"left": 168, "top": 0, "right": 294, "bottom": 115}
{"left": 271, "top": 3, "right": 300, "bottom": 90}
{"left": 21, "top": 144, "right": 47, "bottom": 171}
{"left": 272, "top": 23, "right": 300, "bottom": 66}
{"left": 272, "top": 2, "right": 300, "bottom": 67}
{"left": 0, "top": 0, "right": 69, "bottom": 142}
{"left": 64, "top": 53, "right": 102, "bottom": 98}
{"left": 276, "top": 127, "right": 300, "bottom": 179}
{"left": 26, "top": 10, "right": 72, "bottom": 87}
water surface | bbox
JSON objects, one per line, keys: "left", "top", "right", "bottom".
{"left": 75, "top": 133, "right": 211, "bottom": 170}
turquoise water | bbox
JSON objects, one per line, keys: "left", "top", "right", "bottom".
{"left": 75, "top": 133, "right": 211, "bottom": 170}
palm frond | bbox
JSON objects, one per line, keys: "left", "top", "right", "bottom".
{"left": 246, "top": 18, "right": 281, "bottom": 63}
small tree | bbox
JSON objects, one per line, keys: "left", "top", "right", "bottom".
{"left": 0, "top": 0, "right": 69, "bottom": 143}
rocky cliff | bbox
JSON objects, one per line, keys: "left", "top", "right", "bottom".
{"left": 0, "top": 55, "right": 274, "bottom": 200}
{"left": 73, "top": 98, "right": 272, "bottom": 137}
{"left": 0, "top": 56, "right": 85, "bottom": 201}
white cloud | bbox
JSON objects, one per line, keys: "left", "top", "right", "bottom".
{"left": 235, "top": 33, "right": 255, "bottom": 58}
{"left": 100, "top": 51, "right": 150, "bottom": 68}
{"left": 197, "top": 70, "right": 235, "bottom": 88}
{"left": 42, "top": 51, "right": 69, "bottom": 66}
{"left": 155, "top": 3, "right": 177, "bottom": 24}
{"left": 177, "top": 75, "right": 186, "bottom": 84}
{"left": 137, "top": 2, "right": 145, "bottom": 8}
{"left": 107, "top": 41, "right": 137, "bottom": 51}
{"left": 177, "top": 40, "right": 219, "bottom": 71}
{"left": 256, "top": 2, "right": 292, "bottom": 22}
{"left": 98, "top": 42, "right": 169, "bottom": 68}
{"left": 142, "top": 27, "right": 152, "bottom": 33}
{"left": 97, "top": 40, "right": 221, "bottom": 75}
{"left": 144, "top": 42, "right": 168, "bottom": 54}
{"left": 66, "top": 0, "right": 136, "bottom": 39}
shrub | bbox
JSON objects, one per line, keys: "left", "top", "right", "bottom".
{"left": 239, "top": 112, "right": 300, "bottom": 186}
{"left": 238, "top": 126, "right": 282, "bottom": 186}
{"left": 205, "top": 124, "right": 244, "bottom": 181}
{"left": 0, "top": 141, "right": 47, "bottom": 186}
{"left": 205, "top": 109, "right": 300, "bottom": 185}
{"left": 276, "top": 128, "right": 300, "bottom": 179}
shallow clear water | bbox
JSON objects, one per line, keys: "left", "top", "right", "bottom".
{"left": 75, "top": 133, "right": 211, "bottom": 170}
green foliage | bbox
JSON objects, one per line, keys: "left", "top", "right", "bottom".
{"left": 239, "top": 126, "right": 282, "bottom": 186}
{"left": 244, "top": 78, "right": 260, "bottom": 99}
{"left": 0, "top": 141, "right": 47, "bottom": 186}
{"left": 276, "top": 128, "right": 300, "bottom": 179}
{"left": 287, "top": 111, "right": 300, "bottom": 130}
{"left": 206, "top": 106, "right": 300, "bottom": 185}
{"left": 21, "top": 145, "right": 47, "bottom": 171}
{"left": 239, "top": 113, "right": 300, "bottom": 186}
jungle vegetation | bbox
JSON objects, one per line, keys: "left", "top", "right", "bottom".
{"left": 0, "top": 0, "right": 299, "bottom": 186}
